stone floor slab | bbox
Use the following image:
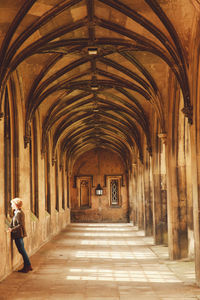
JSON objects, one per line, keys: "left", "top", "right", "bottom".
{"left": 0, "top": 223, "right": 200, "bottom": 300}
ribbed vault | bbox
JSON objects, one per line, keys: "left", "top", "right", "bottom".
{"left": 0, "top": 0, "right": 192, "bottom": 169}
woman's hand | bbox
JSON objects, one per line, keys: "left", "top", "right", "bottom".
{"left": 7, "top": 228, "right": 12, "bottom": 232}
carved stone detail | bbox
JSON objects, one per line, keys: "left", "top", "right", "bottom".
{"left": 24, "top": 135, "right": 31, "bottom": 148}
{"left": 52, "top": 157, "right": 57, "bottom": 166}
{"left": 146, "top": 146, "right": 152, "bottom": 156}
{"left": 0, "top": 112, "right": 4, "bottom": 120}
{"left": 190, "top": 0, "right": 200, "bottom": 11}
{"left": 182, "top": 105, "right": 193, "bottom": 124}
{"left": 158, "top": 133, "right": 167, "bottom": 145}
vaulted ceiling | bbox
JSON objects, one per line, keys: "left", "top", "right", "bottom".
{"left": 0, "top": 0, "right": 194, "bottom": 168}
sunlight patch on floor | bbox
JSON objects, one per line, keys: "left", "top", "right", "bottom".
{"left": 70, "top": 223, "right": 134, "bottom": 227}
{"left": 74, "top": 250, "right": 156, "bottom": 259}
{"left": 80, "top": 239, "right": 146, "bottom": 245}
{"left": 70, "top": 227, "right": 134, "bottom": 232}
{"left": 67, "top": 232, "right": 137, "bottom": 237}
{"left": 66, "top": 267, "right": 182, "bottom": 283}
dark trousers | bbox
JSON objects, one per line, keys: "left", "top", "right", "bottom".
{"left": 14, "top": 237, "right": 31, "bottom": 266}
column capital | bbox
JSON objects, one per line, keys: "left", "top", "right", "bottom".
{"left": 52, "top": 157, "right": 56, "bottom": 166}
{"left": 0, "top": 112, "right": 4, "bottom": 120}
{"left": 158, "top": 133, "right": 167, "bottom": 144}
{"left": 182, "top": 105, "right": 193, "bottom": 125}
{"left": 24, "top": 135, "right": 31, "bottom": 148}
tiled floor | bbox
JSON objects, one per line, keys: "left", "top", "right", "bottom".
{"left": 0, "top": 223, "right": 200, "bottom": 300}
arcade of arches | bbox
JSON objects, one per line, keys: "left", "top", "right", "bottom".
{"left": 1, "top": 0, "right": 200, "bottom": 287}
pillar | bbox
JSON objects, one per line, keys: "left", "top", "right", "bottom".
{"left": 137, "top": 161, "right": 144, "bottom": 230}
{"left": 166, "top": 131, "right": 188, "bottom": 259}
{"left": 143, "top": 153, "right": 153, "bottom": 236}
{"left": 151, "top": 133, "right": 167, "bottom": 245}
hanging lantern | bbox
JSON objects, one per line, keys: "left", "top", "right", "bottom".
{"left": 95, "top": 184, "right": 103, "bottom": 196}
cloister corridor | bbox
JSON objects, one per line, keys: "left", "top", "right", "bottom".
{"left": 0, "top": 223, "right": 199, "bottom": 300}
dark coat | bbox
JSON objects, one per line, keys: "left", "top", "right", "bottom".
{"left": 11, "top": 209, "right": 27, "bottom": 238}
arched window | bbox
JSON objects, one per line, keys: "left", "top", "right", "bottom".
{"left": 44, "top": 137, "right": 51, "bottom": 213}
{"left": 4, "top": 83, "right": 19, "bottom": 217}
{"left": 80, "top": 180, "right": 90, "bottom": 208}
{"left": 76, "top": 176, "right": 91, "bottom": 208}
{"left": 4, "top": 88, "right": 11, "bottom": 216}
{"left": 29, "top": 116, "right": 39, "bottom": 217}
{"left": 110, "top": 179, "right": 119, "bottom": 206}
{"left": 107, "top": 176, "right": 122, "bottom": 207}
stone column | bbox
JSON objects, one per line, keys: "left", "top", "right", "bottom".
{"left": 166, "top": 147, "right": 178, "bottom": 258}
{"left": 128, "top": 169, "right": 134, "bottom": 224}
{"left": 191, "top": 124, "right": 200, "bottom": 285}
{"left": 159, "top": 134, "right": 168, "bottom": 245}
{"left": 137, "top": 161, "right": 144, "bottom": 230}
{"left": 151, "top": 133, "right": 168, "bottom": 245}
{"left": 131, "top": 163, "right": 138, "bottom": 225}
{"left": 143, "top": 153, "right": 153, "bottom": 236}
{"left": 166, "top": 133, "right": 188, "bottom": 259}
{"left": 189, "top": 85, "right": 200, "bottom": 284}
{"left": 185, "top": 127, "right": 194, "bottom": 259}
{"left": 152, "top": 140, "right": 162, "bottom": 245}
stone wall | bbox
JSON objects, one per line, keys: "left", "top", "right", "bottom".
{"left": 0, "top": 207, "right": 70, "bottom": 282}
{"left": 70, "top": 149, "right": 129, "bottom": 223}
{"left": 0, "top": 85, "right": 71, "bottom": 281}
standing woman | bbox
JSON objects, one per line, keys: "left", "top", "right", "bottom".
{"left": 8, "top": 198, "right": 33, "bottom": 273}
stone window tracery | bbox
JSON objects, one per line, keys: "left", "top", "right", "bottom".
{"left": 110, "top": 179, "right": 119, "bottom": 206}
{"left": 106, "top": 176, "right": 122, "bottom": 208}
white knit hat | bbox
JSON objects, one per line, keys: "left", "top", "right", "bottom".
{"left": 11, "top": 198, "right": 23, "bottom": 208}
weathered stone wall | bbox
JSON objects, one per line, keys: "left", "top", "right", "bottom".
{"left": 0, "top": 88, "right": 70, "bottom": 281}
{"left": 70, "top": 149, "right": 128, "bottom": 223}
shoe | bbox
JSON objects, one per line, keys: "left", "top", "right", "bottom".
{"left": 18, "top": 265, "right": 33, "bottom": 273}
{"left": 28, "top": 265, "right": 33, "bottom": 271}
{"left": 18, "top": 267, "right": 28, "bottom": 273}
